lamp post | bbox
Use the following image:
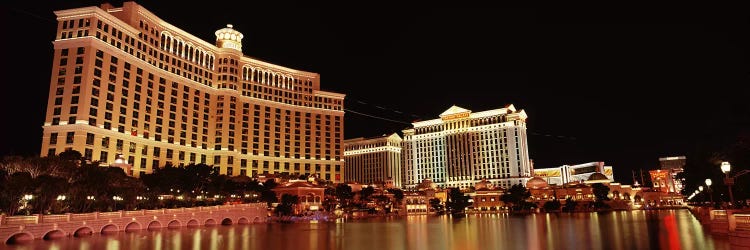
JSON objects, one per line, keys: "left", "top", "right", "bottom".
{"left": 721, "top": 161, "right": 735, "bottom": 208}
{"left": 705, "top": 179, "right": 713, "bottom": 207}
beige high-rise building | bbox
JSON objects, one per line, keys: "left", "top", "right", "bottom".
{"left": 402, "top": 105, "right": 532, "bottom": 190}
{"left": 344, "top": 133, "right": 402, "bottom": 187}
{"left": 41, "top": 1, "right": 345, "bottom": 182}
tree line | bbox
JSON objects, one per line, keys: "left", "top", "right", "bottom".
{"left": 0, "top": 151, "right": 281, "bottom": 216}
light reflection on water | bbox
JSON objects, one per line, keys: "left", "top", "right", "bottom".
{"left": 0, "top": 209, "right": 729, "bottom": 250}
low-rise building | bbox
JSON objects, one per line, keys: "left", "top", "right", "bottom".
{"left": 403, "top": 191, "right": 429, "bottom": 215}
{"left": 272, "top": 180, "right": 326, "bottom": 213}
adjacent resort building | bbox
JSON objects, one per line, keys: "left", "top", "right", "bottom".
{"left": 40, "top": 1, "right": 345, "bottom": 181}
{"left": 532, "top": 162, "right": 614, "bottom": 186}
{"left": 344, "top": 133, "right": 403, "bottom": 187}
{"left": 402, "top": 105, "right": 532, "bottom": 190}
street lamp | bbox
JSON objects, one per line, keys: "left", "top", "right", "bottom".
{"left": 722, "top": 161, "right": 735, "bottom": 208}
{"left": 705, "top": 179, "right": 713, "bottom": 207}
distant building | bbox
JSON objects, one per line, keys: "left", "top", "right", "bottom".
{"left": 402, "top": 105, "right": 532, "bottom": 190}
{"left": 649, "top": 169, "right": 681, "bottom": 193}
{"left": 533, "top": 162, "right": 614, "bottom": 186}
{"left": 272, "top": 180, "right": 326, "bottom": 213}
{"left": 402, "top": 191, "right": 429, "bottom": 215}
{"left": 344, "top": 133, "right": 403, "bottom": 187}
{"left": 40, "top": 1, "right": 344, "bottom": 181}
{"left": 657, "top": 156, "right": 686, "bottom": 194}
{"left": 471, "top": 179, "right": 504, "bottom": 211}
{"left": 526, "top": 175, "right": 653, "bottom": 209}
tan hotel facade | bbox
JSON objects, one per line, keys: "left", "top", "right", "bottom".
{"left": 344, "top": 133, "right": 403, "bottom": 187}
{"left": 41, "top": 2, "right": 345, "bottom": 181}
{"left": 402, "top": 105, "right": 532, "bottom": 190}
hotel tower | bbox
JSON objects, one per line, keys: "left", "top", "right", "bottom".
{"left": 41, "top": 2, "right": 345, "bottom": 182}
{"left": 344, "top": 133, "right": 403, "bottom": 187}
{"left": 402, "top": 105, "right": 532, "bottom": 189}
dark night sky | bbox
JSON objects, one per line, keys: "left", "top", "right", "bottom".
{"left": 1, "top": 2, "right": 748, "bottom": 185}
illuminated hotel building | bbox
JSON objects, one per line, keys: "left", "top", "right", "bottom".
{"left": 344, "top": 133, "right": 402, "bottom": 187}
{"left": 656, "top": 156, "right": 685, "bottom": 193}
{"left": 40, "top": 2, "right": 345, "bottom": 181}
{"left": 533, "top": 162, "right": 614, "bottom": 186}
{"left": 402, "top": 105, "right": 532, "bottom": 190}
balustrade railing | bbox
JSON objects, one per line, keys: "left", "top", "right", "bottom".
{"left": 0, "top": 203, "right": 266, "bottom": 226}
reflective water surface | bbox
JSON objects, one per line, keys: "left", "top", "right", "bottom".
{"left": 1, "top": 209, "right": 729, "bottom": 250}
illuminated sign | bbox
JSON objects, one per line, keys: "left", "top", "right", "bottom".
{"left": 534, "top": 169, "right": 561, "bottom": 177}
{"left": 649, "top": 170, "right": 668, "bottom": 179}
{"left": 441, "top": 112, "right": 470, "bottom": 121}
{"left": 603, "top": 167, "right": 613, "bottom": 176}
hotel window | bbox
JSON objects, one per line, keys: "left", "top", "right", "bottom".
{"left": 49, "top": 133, "right": 58, "bottom": 145}
{"left": 84, "top": 148, "right": 93, "bottom": 161}
{"left": 100, "top": 151, "right": 108, "bottom": 162}
{"left": 85, "top": 133, "right": 94, "bottom": 145}
{"left": 65, "top": 132, "right": 74, "bottom": 144}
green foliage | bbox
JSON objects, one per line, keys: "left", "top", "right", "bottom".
{"left": 0, "top": 158, "right": 270, "bottom": 215}
{"left": 563, "top": 197, "right": 578, "bottom": 212}
{"left": 387, "top": 188, "right": 404, "bottom": 203}
{"left": 591, "top": 183, "right": 611, "bottom": 202}
{"left": 2, "top": 172, "right": 33, "bottom": 215}
{"left": 543, "top": 199, "right": 562, "bottom": 212}
{"left": 336, "top": 184, "right": 353, "bottom": 201}
{"left": 275, "top": 194, "right": 299, "bottom": 216}
{"left": 429, "top": 198, "right": 444, "bottom": 213}
{"left": 446, "top": 188, "right": 471, "bottom": 214}
{"left": 501, "top": 184, "right": 531, "bottom": 211}
{"left": 360, "top": 186, "right": 375, "bottom": 201}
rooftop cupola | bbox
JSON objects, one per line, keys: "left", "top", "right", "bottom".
{"left": 215, "top": 24, "right": 243, "bottom": 52}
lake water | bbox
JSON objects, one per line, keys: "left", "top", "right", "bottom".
{"left": 1, "top": 209, "right": 729, "bottom": 250}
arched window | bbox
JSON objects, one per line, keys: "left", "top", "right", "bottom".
{"left": 165, "top": 36, "right": 171, "bottom": 52}
{"left": 160, "top": 34, "right": 166, "bottom": 50}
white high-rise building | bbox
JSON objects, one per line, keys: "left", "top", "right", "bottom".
{"left": 401, "top": 105, "right": 532, "bottom": 190}
{"left": 344, "top": 133, "right": 402, "bottom": 187}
